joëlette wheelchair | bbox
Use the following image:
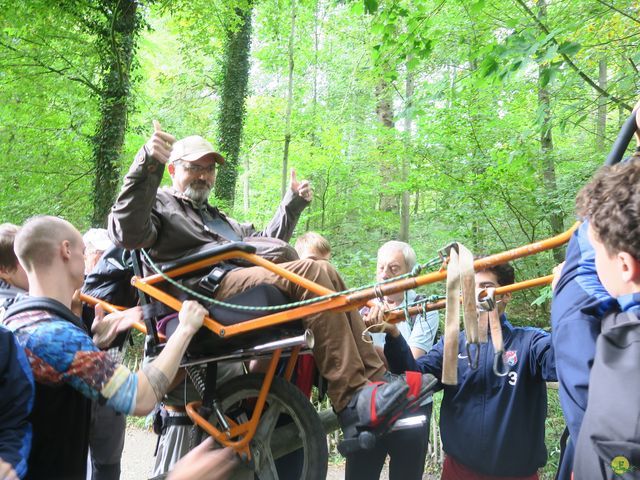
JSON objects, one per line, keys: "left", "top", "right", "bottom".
{"left": 80, "top": 111, "right": 637, "bottom": 479}
{"left": 79, "top": 228, "right": 573, "bottom": 479}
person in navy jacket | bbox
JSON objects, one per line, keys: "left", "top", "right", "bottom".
{"left": 377, "top": 262, "right": 556, "bottom": 479}
{"left": 550, "top": 222, "right": 614, "bottom": 480}
{"left": 550, "top": 116, "right": 640, "bottom": 480}
{"left": 0, "top": 325, "right": 34, "bottom": 480}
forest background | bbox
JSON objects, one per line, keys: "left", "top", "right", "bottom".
{"left": 1, "top": 0, "right": 639, "bottom": 475}
{"left": 2, "top": 0, "right": 639, "bottom": 322}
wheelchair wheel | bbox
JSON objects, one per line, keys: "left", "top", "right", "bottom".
{"left": 193, "top": 372, "right": 328, "bottom": 480}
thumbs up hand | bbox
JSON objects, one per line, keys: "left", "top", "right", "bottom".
{"left": 144, "top": 120, "right": 176, "bottom": 165}
{"left": 290, "top": 169, "right": 313, "bottom": 202}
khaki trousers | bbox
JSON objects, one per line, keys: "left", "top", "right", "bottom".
{"left": 216, "top": 258, "right": 386, "bottom": 411}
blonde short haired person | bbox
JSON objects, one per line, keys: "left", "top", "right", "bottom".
{"left": 294, "top": 232, "right": 331, "bottom": 260}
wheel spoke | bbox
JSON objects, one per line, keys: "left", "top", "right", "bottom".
{"left": 256, "top": 449, "right": 279, "bottom": 480}
{"left": 254, "top": 402, "right": 282, "bottom": 443}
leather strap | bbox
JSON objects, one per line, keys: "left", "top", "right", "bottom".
{"left": 442, "top": 248, "right": 461, "bottom": 385}
{"left": 459, "top": 244, "right": 478, "bottom": 344}
{"left": 478, "top": 310, "right": 489, "bottom": 343}
{"left": 488, "top": 307, "right": 504, "bottom": 355}
{"left": 442, "top": 243, "right": 477, "bottom": 385}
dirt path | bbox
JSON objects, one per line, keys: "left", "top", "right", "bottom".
{"left": 120, "top": 427, "right": 349, "bottom": 480}
{"left": 120, "top": 426, "right": 437, "bottom": 479}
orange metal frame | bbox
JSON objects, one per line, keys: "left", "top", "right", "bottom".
{"left": 80, "top": 221, "right": 578, "bottom": 454}
{"left": 129, "top": 221, "right": 579, "bottom": 338}
{"left": 386, "top": 274, "right": 555, "bottom": 321}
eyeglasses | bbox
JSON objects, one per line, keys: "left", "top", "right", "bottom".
{"left": 175, "top": 161, "right": 215, "bottom": 174}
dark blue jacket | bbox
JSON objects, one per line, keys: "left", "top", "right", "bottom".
{"left": 0, "top": 326, "right": 34, "bottom": 479}
{"left": 551, "top": 222, "right": 614, "bottom": 479}
{"left": 385, "top": 315, "right": 556, "bottom": 476}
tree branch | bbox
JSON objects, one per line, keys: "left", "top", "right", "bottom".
{"left": 0, "top": 39, "right": 101, "bottom": 94}
{"left": 514, "top": 0, "right": 633, "bottom": 111}
{"left": 594, "top": 0, "right": 640, "bottom": 25}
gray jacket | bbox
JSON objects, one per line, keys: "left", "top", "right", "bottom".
{"left": 0, "top": 280, "right": 26, "bottom": 321}
{"left": 108, "top": 147, "right": 309, "bottom": 263}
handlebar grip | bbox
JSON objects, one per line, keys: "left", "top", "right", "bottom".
{"left": 606, "top": 112, "right": 637, "bottom": 166}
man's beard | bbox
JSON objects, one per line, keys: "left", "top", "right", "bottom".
{"left": 184, "top": 180, "right": 212, "bottom": 206}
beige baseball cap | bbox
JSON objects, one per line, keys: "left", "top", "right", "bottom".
{"left": 169, "top": 135, "right": 225, "bottom": 165}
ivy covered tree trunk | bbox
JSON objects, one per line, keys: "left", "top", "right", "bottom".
{"left": 214, "top": 4, "right": 253, "bottom": 208}
{"left": 91, "top": 0, "right": 141, "bottom": 226}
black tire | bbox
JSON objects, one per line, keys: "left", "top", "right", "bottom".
{"left": 193, "top": 373, "right": 328, "bottom": 480}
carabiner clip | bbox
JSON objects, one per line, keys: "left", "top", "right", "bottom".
{"left": 493, "top": 350, "right": 509, "bottom": 377}
{"left": 466, "top": 342, "right": 480, "bottom": 370}
{"left": 477, "top": 287, "right": 496, "bottom": 312}
{"left": 438, "top": 242, "right": 458, "bottom": 264}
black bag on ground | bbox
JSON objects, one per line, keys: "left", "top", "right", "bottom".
{"left": 573, "top": 310, "right": 640, "bottom": 479}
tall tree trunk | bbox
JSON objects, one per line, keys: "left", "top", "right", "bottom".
{"left": 243, "top": 160, "right": 250, "bottom": 213}
{"left": 596, "top": 58, "right": 607, "bottom": 151}
{"left": 91, "top": 0, "right": 139, "bottom": 226}
{"left": 281, "top": 0, "right": 296, "bottom": 199}
{"left": 376, "top": 79, "right": 398, "bottom": 213}
{"left": 400, "top": 61, "right": 414, "bottom": 242}
{"left": 214, "top": 4, "right": 253, "bottom": 209}
{"left": 538, "top": 0, "right": 564, "bottom": 263}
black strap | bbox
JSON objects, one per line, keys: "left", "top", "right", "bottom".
{"left": 131, "top": 250, "right": 161, "bottom": 346}
{"left": 554, "top": 426, "right": 570, "bottom": 480}
{"left": 198, "top": 264, "right": 234, "bottom": 295}
{"left": 4, "top": 297, "right": 86, "bottom": 331}
{"left": 200, "top": 208, "right": 242, "bottom": 242}
{"left": 203, "top": 362, "right": 219, "bottom": 408}
{"left": 164, "top": 416, "right": 193, "bottom": 427}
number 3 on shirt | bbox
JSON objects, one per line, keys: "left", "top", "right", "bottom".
{"left": 508, "top": 371, "right": 518, "bottom": 386}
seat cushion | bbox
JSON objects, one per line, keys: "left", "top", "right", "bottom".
{"left": 163, "top": 284, "right": 304, "bottom": 357}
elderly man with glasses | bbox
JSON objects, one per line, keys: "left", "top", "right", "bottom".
{"left": 108, "top": 124, "right": 432, "bottom": 462}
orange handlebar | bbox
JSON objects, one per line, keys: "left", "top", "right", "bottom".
{"left": 386, "top": 274, "right": 555, "bottom": 322}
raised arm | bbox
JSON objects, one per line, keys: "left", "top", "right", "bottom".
{"left": 252, "top": 169, "right": 311, "bottom": 241}
{"left": 108, "top": 123, "right": 176, "bottom": 249}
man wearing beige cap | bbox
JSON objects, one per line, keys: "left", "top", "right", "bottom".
{"left": 109, "top": 123, "right": 430, "bottom": 453}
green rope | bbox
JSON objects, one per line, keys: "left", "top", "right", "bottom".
{"left": 139, "top": 249, "right": 440, "bottom": 312}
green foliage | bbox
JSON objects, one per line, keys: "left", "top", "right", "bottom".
{"left": 2, "top": 2, "right": 639, "bottom": 475}
{"left": 1, "top": 0, "right": 639, "bottom": 313}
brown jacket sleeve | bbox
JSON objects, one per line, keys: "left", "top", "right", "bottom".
{"left": 246, "top": 189, "right": 310, "bottom": 242}
{"left": 108, "top": 147, "right": 165, "bottom": 250}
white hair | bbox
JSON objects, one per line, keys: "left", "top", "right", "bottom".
{"left": 83, "top": 228, "right": 113, "bottom": 253}
{"left": 378, "top": 241, "right": 417, "bottom": 270}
